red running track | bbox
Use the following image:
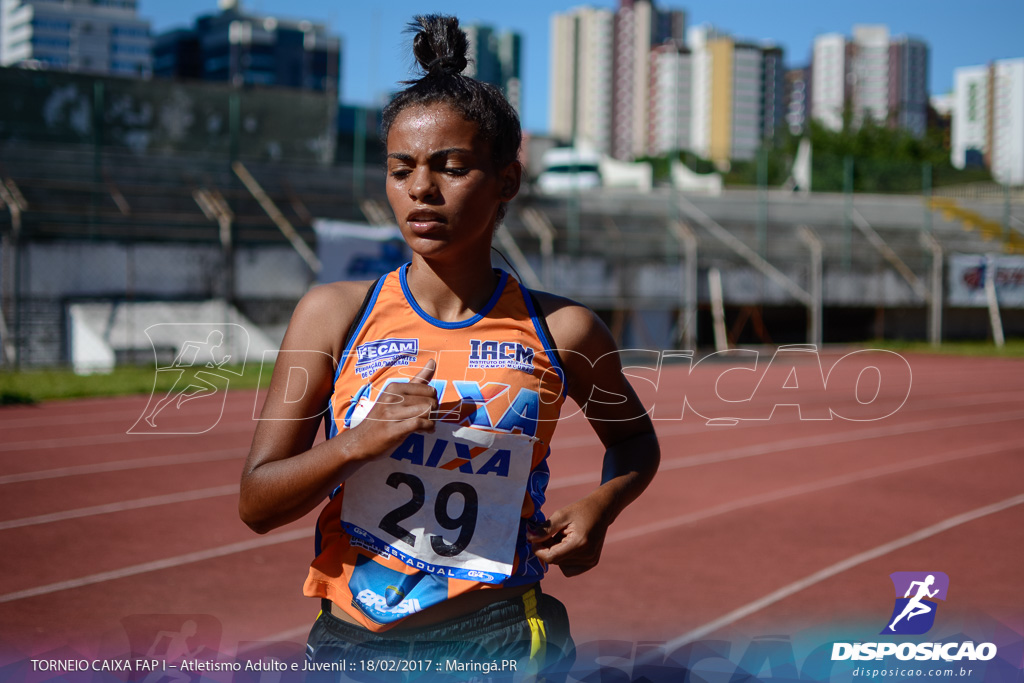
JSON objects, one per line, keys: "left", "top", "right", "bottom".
{"left": 1, "top": 350, "right": 1022, "bottom": 667}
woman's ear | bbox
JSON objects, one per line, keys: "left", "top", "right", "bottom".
{"left": 499, "top": 161, "right": 522, "bottom": 201}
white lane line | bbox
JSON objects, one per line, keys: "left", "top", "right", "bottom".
{"left": 0, "top": 421, "right": 255, "bottom": 453}
{"left": 4, "top": 384, "right": 1019, "bottom": 452}
{"left": 0, "top": 484, "right": 239, "bottom": 531}
{"left": 226, "top": 437, "right": 1024, "bottom": 658}
{"left": 0, "top": 397, "right": 263, "bottom": 430}
{"left": 550, "top": 409, "right": 1024, "bottom": 490}
{"left": 0, "top": 448, "right": 247, "bottom": 486}
{"left": 2, "top": 390, "right": 1017, "bottom": 482}
{"left": 605, "top": 439, "right": 1019, "bottom": 543}
{"left": 653, "top": 492, "right": 1024, "bottom": 654}
{"left": 0, "top": 528, "right": 309, "bottom": 604}
{"left": 3, "top": 405, "right": 1011, "bottom": 489}
{"left": 548, "top": 390, "right": 1024, "bottom": 451}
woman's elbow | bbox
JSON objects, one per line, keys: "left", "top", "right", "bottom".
{"left": 237, "top": 481, "right": 275, "bottom": 534}
{"left": 238, "top": 500, "right": 271, "bottom": 534}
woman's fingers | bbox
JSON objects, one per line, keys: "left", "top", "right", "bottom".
{"left": 410, "top": 359, "right": 436, "bottom": 384}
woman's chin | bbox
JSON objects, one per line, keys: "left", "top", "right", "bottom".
{"left": 408, "top": 237, "right": 452, "bottom": 257}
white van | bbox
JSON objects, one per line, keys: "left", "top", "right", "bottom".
{"left": 535, "top": 147, "right": 602, "bottom": 194}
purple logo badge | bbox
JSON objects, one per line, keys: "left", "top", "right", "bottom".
{"left": 881, "top": 571, "right": 949, "bottom": 635}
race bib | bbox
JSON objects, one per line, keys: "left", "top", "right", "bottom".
{"left": 340, "top": 420, "right": 537, "bottom": 583}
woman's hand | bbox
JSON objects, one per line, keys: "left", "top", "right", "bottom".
{"left": 347, "top": 360, "right": 438, "bottom": 461}
{"left": 527, "top": 493, "right": 611, "bottom": 577}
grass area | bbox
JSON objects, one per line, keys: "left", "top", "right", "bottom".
{"left": 864, "top": 338, "right": 1024, "bottom": 358}
{"left": 2, "top": 339, "right": 1021, "bottom": 405}
{"left": 0, "top": 363, "right": 270, "bottom": 405}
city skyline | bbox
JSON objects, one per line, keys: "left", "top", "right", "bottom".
{"left": 132, "top": 0, "right": 1021, "bottom": 133}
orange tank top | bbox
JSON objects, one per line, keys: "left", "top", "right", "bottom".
{"left": 303, "top": 265, "right": 567, "bottom": 631}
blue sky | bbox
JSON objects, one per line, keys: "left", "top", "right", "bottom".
{"left": 142, "top": 0, "right": 1024, "bottom": 134}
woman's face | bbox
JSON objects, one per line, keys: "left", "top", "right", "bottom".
{"left": 385, "top": 103, "right": 519, "bottom": 263}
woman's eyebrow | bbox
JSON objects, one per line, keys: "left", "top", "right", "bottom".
{"left": 386, "top": 148, "right": 472, "bottom": 162}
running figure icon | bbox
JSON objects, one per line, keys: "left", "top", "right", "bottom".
{"left": 143, "top": 330, "right": 231, "bottom": 428}
{"left": 889, "top": 574, "right": 939, "bottom": 631}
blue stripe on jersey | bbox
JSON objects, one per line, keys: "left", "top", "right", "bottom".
{"left": 399, "top": 263, "right": 510, "bottom": 330}
{"left": 329, "top": 276, "right": 388, "bottom": 439}
{"left": 504, "top": 446, "right": 551, "bottom": 585}
{"left": 314, "top": 514, "right": 324, "bottom": 557}
{"left": 518, "top": 282, "right": 568, "bottom": 399}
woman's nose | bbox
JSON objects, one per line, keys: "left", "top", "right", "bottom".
{"left": 408, "top": 167, "right": 438, "bottom": 201}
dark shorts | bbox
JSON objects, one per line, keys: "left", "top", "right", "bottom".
{"left": 305, "top": 587, "right": 575, "bottom": 682}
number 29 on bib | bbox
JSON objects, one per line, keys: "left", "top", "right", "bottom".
{"left": 340, "top": 422, "right": 537, "bottom": 583}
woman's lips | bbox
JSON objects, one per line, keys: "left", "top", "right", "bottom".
{"left": 406, "top": 212, "right": 446, "bottom": 235}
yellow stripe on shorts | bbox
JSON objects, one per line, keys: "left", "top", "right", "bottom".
{"left": 522, "top": 588, "right": 547, "bottom": 663}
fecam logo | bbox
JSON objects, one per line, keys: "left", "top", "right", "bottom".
{"left": 881, "top": 571, "right": 949, "bottom": 635}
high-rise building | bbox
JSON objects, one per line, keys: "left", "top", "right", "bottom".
{"left": 549, "top": 0, "right": 683, "bottom": 159}
{"left": 952, "top": 65, "right": 989, "bottom": 169}
{"left": 685, "top": 23, "right": 719, "bottom": 162}
{"left": 851, "top": 24, "right": 889, "bottom": 128}
{"left": 810, "top": 33, "right": 849, "bottom": 132}
{"left": 0, "top": 0, "right": 151, "bottom": 77}
{"left": 611, "top": 0, "right": 653, "bottom": 159}
{"left": 549, "top": 6, "right": 615, "bottom": 154}
{"left": 810, "top": 25, "right": 928, "bottom": 137}
{"left": 785, "top": 66, "right": 811, "bottom": 135}
{"left": 553, "top": 4, "right": 785, "bottom": 164}
{"left": 611, "top": 0, "right": 686, "bottom": 159}
{"left": 888, "top": 36, "right": 928, "bottom": 136}
{"left": 152, "top": 0, "right": 340, "bottom": 92}
{"left": 648, "top": 42, "right": 691, "bottom": 156}
{"left": 498, "top": 31, "right": 522, "bottom": 116}
{"left": 684, "top": 24, "right": 785, "bottom": 165}
{"left": 464, "top": 23, "right": 522, "bottom": 114}
{"left": 952, "top": 59, "right": 1024, "bottom": 185}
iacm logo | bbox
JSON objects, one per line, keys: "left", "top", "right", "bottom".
{"left": 468, "top": 339, "right": 535, "bottom": 372}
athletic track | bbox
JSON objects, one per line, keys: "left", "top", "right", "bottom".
{"left": 1, "top": 350, "right": 1022, "bottom": 677}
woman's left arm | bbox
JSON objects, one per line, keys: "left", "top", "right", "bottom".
{"left": 528, "top": 295, "right": 660, "bottom": 577}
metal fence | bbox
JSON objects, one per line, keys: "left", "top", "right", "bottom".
{"left": 2, "top": 68, "right": 1023, "bottom": 368}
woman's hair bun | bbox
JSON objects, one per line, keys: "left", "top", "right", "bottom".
{"left": 410, "top": 14, "right": 469, "bottom": 77}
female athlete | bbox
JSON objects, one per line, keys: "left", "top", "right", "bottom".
{"left": 239, "top": 15, "right": 660, "bottom": 679}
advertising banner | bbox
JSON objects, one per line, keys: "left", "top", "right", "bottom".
{"left": 313, "top": 220, "right": 410, "bottom": 284}
{"left": 948, "top": 254, "right": 1024, "bottom": 307}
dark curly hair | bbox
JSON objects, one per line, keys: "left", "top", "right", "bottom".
{"left": 381, "top": 15, "right": 522, "bottom": 175}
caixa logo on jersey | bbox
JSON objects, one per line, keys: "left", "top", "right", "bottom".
{"left": 354, "top": 338, "right": 418, "bottom": 378}
{"left": 469, "top": 339, "right": 535, "bottom": 373}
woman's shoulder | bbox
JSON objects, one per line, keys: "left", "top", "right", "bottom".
{"left": 294, "top": 279, "right": 378, "bottom": 321}
{"left": 283, "top": 279, "right": 379, "bottom": 359}
{"left": 526, "top": 289, "right": 610, "bottom": 357}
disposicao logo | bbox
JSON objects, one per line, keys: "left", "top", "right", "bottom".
{"left": 831, "top": 572, "right": 998, "bottom": 663}
{"left": 882, "top": 571, "right": 949, "bottom": 635}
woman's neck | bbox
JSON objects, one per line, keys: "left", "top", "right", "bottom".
{"left": 405, "top": 256, "right": 499, "bottom": 323}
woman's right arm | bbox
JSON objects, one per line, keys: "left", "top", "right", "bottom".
{"left": 238, "top": 282, "right": 437, "bottom": 534}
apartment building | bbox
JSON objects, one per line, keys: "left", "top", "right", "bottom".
{"left": 811, "top": 25, "right": 929, "bottom": 137}
{"left": 953, "top": 59, "right": 1024, "bottom": 185}
{"left": 464, "top": 23, "right": 522, "bottom": 114}
{"left": 549, "top": 5, "right": 615, "bottom": 154}
{"left": 1, "top": 0, "right": 151, "bottom": 77}
{"left": 153, "top": 0, "right": 339, "bottom": 92}
{"left": 550, "top": 0, "right": 684, "bottom": 159}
